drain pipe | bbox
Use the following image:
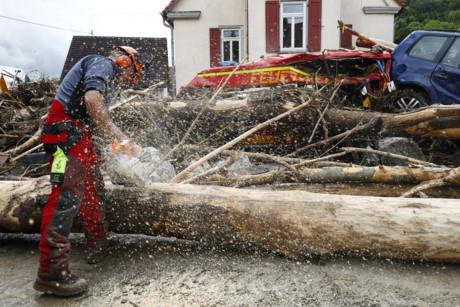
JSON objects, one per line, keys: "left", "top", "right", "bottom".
{"left": 162, "top": 12, "right": 176, "bottom": 96}
{"left": 245, "top": 0, "right": 249, "bottom": 61}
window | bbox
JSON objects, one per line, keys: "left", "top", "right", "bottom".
{"left": 221, "top": 29, "right": 241, "bottom": 64}
{"left": 441, "top": 38, "right": 460, "bottom": 68}
{"left": 281, "top": 2, "right": 307, "bottom": 51}
{"left": 409, "top": 36, "right": 449, "bottom": 62}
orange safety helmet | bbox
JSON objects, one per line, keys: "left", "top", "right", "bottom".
{"left": 113, "top": 46, "right": 143, "bottom": 84}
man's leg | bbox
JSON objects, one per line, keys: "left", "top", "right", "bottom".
{"left": 79, "top": 154, "right": 109, "bottom": 264}
{"left": 35, "top": 155, "right": 89, "bottom": 296}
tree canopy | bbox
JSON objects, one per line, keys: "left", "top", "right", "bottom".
{"left": 395, "top": 0, "right": 460, "bottom": 43}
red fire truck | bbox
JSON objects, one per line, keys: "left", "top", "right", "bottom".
{"left": 181, "top": 50, "right": 393, "bottom": 108}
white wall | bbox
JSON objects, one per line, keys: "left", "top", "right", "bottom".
{"left": 360, "top": 14, "right": 397, "bottom": 42}
{"left": 340, "top": 0, "right": 400, "bottom": 44}
{"left": 172, "top": 0, "right": 245, "bottom": 90}
{"left": 248, "top": 0, "right": 266, "bottom": 61}
{"left": 322, "top": 0, "right": 342, "bottom": 50}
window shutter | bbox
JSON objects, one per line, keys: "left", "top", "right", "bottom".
{"left": 340, "top": 24, "right": 353, "bottom": 49}
{"left": 210, "top": 28, "right": 221, "bottom": 67}
{"left": 265, "top": 0, "right": 280, "bottom": 53}
{"left": 308, "top": 0, "right": 322, "bottom": 52}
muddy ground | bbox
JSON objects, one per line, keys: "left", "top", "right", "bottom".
{"left": 1, "top": 233, "right": 459, "bottom": 307}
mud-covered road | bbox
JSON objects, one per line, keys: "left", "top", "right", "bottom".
{"left": 1, "top": 233, "right": 459, "bottom": 307}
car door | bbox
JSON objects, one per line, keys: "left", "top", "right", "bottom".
{"left": 392, "top": 34, "right": 451, "bottom": 102}
{"left": 431, "top": 37, "right": 460, "bottom": 104}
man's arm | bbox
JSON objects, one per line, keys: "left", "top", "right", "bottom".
{"left": 84, "top": 90, "right": 126, "bottom": 140}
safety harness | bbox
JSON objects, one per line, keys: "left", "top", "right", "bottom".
{"left": 42, "top": 120, "right": 84, "bottom": 154}
{"left": 42, "top": 120, "right": 84, "bottom": 184}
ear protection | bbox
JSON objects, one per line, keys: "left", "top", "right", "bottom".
{"left": 112, "top": 45, "right": 143, "bottom": 84}
{"left": 115, "top": 54, "right": 133, "bottom": 69}
{"left": 114, "top": 47, "right": 134, "bottom": 69}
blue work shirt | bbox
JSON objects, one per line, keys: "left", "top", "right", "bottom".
{"left": 55, "top": 55, "right": 121, "bottom": 122}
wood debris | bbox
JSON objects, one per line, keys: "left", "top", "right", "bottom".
{"left": 1, "top": 80, "right": 460, "bottom": 264}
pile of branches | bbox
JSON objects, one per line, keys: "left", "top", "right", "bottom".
{"left": 112, "top": 84, "right": 460, "bottom": 198}
{"left": 0, "top": 80, "right": 57, "bottom": 176}
{"left": 2, "top": 83, "right": 460, "bottom": 264}
{"left": 1, "top": 78, "right": 459, "bottom": 199}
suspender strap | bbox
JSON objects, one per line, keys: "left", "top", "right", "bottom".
{"left": 42, "top": 121, "right": 84, "bottom": 154}
{"left": 42, "top": 121, "right": 77, "bottom": 134}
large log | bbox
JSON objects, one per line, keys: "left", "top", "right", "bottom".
{"left": 213, "top": 165, "right": 452, "bottom": 188}
{"left": 1, "top": 177, "right": 460, "bottom": 263}
{"left": 324, "top": 105, "right": 460, "bottom": 139}
{"left": 0, "top": 177, "right": 49, "bottom": 232}
{"left": 114, "top": 100, "right": 460, "bottom": 157}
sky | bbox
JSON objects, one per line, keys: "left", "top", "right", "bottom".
{"left": 0, "top": 0, "right": 171, "bottom": 78}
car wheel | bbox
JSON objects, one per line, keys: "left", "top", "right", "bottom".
{"left": 393, "top": 88, "right": 429, "bottom": 113}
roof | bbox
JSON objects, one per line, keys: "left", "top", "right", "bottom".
{"left": 163, "top": 0, "right": 180, "bottom": 12}
{"left": 60, "top": 36, "right": 169, "bottom": 87}
{"left": 163, "top": 0, "right": 405, "bottom": 12}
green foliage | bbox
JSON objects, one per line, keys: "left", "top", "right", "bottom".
{"left": 395, "top": 0, "right": 460, "bottom": 43}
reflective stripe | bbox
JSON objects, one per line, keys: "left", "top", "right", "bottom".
{"left": 51, "top": 147, "right": 68, "bottom": 175}
{"left": 197, "top": 66, "right": 310, "bottom": 78}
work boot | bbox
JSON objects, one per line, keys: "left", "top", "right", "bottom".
{"left": 33, "top": 273, "right": 88, "bottom": 297}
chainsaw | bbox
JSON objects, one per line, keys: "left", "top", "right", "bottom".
{"left": 111, "top": 139, "right": 142, "bottom": 157}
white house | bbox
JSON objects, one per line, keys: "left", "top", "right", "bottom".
{"left": 162, "top": 0, "right": 405, "bottom": 93}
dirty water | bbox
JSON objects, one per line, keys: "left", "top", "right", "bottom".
{"left": 1, "top": 233, "right": 459, "bottom": 307}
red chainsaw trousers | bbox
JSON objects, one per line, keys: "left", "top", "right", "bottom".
{"left": 39, "top": 100, "right": 107, "bottom": 278}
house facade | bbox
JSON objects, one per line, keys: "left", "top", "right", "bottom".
{"left": 162, "top": 0, "right": 404, "bottom": 93}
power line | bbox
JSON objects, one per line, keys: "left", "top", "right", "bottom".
{"left": 0, "top": 14, "right": 92, "bottom": 35}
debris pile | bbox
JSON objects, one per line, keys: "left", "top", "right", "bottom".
{"left": 1, "top": 82, "right": 460, "bottom": 264}
{"left": 110, "top": 85, "right": 460, "bottom": 198}
{"left": 0, "top": 80, "right": 56, "bottom": 150}
{"left": 1, "top": 79, "right": 459, "bottom": 196}
{"left": 0, "top": 79, "right": 57, "bottom": 177}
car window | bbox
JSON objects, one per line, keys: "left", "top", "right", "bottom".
{"left": 408, "top": 36, "right": 449, "bottom": 62}
{"left": 441, "top": 38, "right": 460, "bottom": 68}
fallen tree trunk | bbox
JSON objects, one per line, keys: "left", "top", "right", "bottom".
{"left": 306, "top": 165, "right": 449, "bottom": 184}
{"left": 401, "top": 167, "right": 460, "bottom": 198}
{"left": 112, "top": 99, "right": 460, "bottom": 159}
{"left": 0, "top": 177, "right": 50, "bottom": 232}
{"left": 202, "top": 166, "right": 452, "bottom": 188}
{"left": 1, "top": 177, "right": 460, "bottom": 263}
{"left": 324, "top": 105, "right": 460, "bottom": 139}
{"left": 132, "top": 101, "right": 460, "bottom": 153}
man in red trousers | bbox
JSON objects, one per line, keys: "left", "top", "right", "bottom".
{"left": 34, "top": 46, "right": 143, "bottom": 296}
